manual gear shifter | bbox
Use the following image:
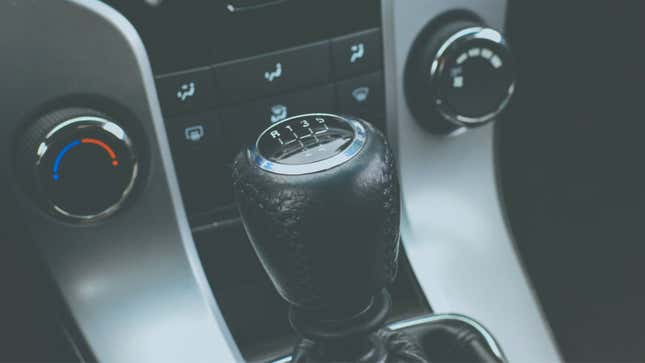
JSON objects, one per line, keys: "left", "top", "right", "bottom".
{"left": 233, "top": 113, "right": 507, "bottom": 363}
{"left": 233, "top": 113, "right": 424, "bottom": 362}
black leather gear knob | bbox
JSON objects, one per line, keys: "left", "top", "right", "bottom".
{"left": 232, "top": 114, "right": 400, "bottom": 315}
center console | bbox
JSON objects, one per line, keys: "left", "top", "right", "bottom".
{"left": 0, "top": 0, "right": 562, "bottom": 362}
{"left": 108, "top": 0, "right": 386, "bottom": 221}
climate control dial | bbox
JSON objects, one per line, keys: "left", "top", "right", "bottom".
{"left": 406, "top": 19, "right": 515, "bottom": 132}
{"left": 17, "top": 109, "right": 138, "bottom": 221}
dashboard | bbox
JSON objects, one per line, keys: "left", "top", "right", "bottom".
{"left": 0, "top": 1, "right": 643, "bottom": 362}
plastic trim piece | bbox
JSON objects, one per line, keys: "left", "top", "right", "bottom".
{"left": 381, "top": 0, "right": 562, "bottom": 362}
{"left": 0, "top": 1, "right": 242, "bottom": 362}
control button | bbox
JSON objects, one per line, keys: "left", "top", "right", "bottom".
{"left": 156, "top": 67, "right": 215, "bottom": 116}
{"left": 183, "top": 124, "right": 207, "bottom": 143}
{"left": 213, "top": 41, "right": 331, "bottom": 104}
{"left": 331, "top": 29, "right": 382, "bottom": 79}
{"left": 168, "top": 112, "right": 233, "bottom": 214}
{"left": 16, "top": 109, "right": 138, "bottom": 221}
{"left": 336, "top": 72, "right": 384, "bottom": 126}
{"left": 220, "top": 85, "right": 335, "bottom": 152}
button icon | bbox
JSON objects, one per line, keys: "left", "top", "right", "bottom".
{"left": 453, "top": 76, "right": 464, "bottom": 88}
{"left": 264, "top": 62, "right": 283, "bottom": 82}
{"left": 156, "top": 68, "right": 213, "bottom": 116}
{"left": 336, "top": 72, "right": 384, "bottom": 125}
{"left": 352, "top": 87, "right": 370, "bottom": 103}
{"left": 350, "top": 43, "right": 365, "bottom": 63}
{"left": 332, "top": 30, "right": 381, "bottom": 78}
{"left": 184, "top": 125, "right": 205, "bottom": 142}
{"left": 177, "top": 82, "right": 196, "bottom": 102}
{"left": 270, "top": 104, "right": 288, "bottom": 123}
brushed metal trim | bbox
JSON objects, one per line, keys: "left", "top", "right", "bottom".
{"left": 249, "top": 113, "right": 367, "bottom": 175}
{"left": 381, "top": 0, "right": 562, "bottom": 361}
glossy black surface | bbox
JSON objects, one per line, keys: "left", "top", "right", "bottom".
{"left": 331, "top": 29, "right": 382, "bottom": 79}
{"left": 168, "top": 112, "right": 234, "bottom": 212}
{"left": 155, "top": 25, "right": 385, "bottom": 217}
{"left": 336, "top": 72, "right": 385, "bottom": 123}
{"left": 156, "top": 67, "right": 215, "bottom": 117}
{"left": 214, "top": 41, "right": 331, "bottom": 104}
{"left": 105, "top": 0, "right": 380, "bottom": 74}
{"left": 117, "top": 0, "right": 384, "bottom": 218}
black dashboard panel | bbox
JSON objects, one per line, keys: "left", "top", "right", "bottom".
{"left": 105, "top": 0, "right": 385, "bottom": 221}
{"left": 106, "top": 0, "right": 380, "bottom": 74}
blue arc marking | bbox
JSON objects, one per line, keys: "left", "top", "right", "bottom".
{"left": 53, "top": 140, "right": 81, "bottom": 181}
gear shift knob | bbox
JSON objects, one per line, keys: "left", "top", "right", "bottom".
{"left": 232, "top": 113, "right": 400, "bottom": 316}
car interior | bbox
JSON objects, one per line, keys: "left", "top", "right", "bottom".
{"left": 1, "top": 1, "right": 644, "bottom": 362}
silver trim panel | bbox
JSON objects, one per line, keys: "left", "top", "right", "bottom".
{"left": 382, "top": 0, "right": 562, "bottom": 362}
{"left": 0, "top": 1, "right": 242, "bottom": 362}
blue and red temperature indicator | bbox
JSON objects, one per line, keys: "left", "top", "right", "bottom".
{"left": 52, "top": 138, "right": 119, "bottom": 181}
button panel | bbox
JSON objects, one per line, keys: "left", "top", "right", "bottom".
{"left": 157, "top": 28, "right": 384, "bottom": 216}
{"left": 214, "top": 41, "right": 331, "bottom": 104}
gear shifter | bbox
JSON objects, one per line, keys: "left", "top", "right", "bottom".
{"left": 233, "top": 113, "right": 420, "bottom": 362}
{"left": 233, "top": 113, "right": 506, "bottom": 362}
